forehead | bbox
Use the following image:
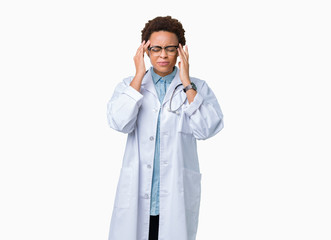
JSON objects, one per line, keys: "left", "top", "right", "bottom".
{"left": 149, "top": 31, "right": 178, "bottom": 45}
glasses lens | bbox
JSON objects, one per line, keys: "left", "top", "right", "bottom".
{"left": 150, "top": 46, "right": 162, "bottom": 56}
{"left": 165, "top": 46, "right": 177, "bottom": 55}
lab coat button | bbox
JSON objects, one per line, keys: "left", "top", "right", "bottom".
{"left": 149, "top": 136, "right": 154, "bottom": 141}
{"left": 144, "top": 194, "right": 149, "bottom": 199}
{"left": 147, "top": 164, "right": 152, "bottom": 169}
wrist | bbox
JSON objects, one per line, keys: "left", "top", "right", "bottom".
{"left": 183, "top": 82, "right": 197, "bottom": 93}
{"left": 181, "top": 77, "right": 191, "bottom": 87}
{"left": 135, "top": 71, "right": 145, "bottom": 78}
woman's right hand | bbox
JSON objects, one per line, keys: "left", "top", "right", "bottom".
{"left": 133, "top": 40, "right": 150, "bottom": 76}
{"left": 130, "top": 40, "right": 150, "bottom": 92}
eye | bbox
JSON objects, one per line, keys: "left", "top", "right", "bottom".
{"left": 151, "top": 47, "right": 161, "bottom": 52}
{"left": 166, "top": 47, "right": 176, "bottom": 52}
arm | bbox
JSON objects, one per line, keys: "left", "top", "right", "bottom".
{"left": 107, "top": 79, "right": 143, "bottom": 133}
{"left": 183, "top": 81, "right": 224, "bottom": 140}
{"left": 177, "top": 44, "right": 224, "bottom": 139}
{"left": 177, "top": 44, "right": 197, "bottom": 104}
{"left": 107, "top": 40, "right": 150, "bottom": 134}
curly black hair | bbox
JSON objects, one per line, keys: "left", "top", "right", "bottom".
{"left": 141, "top": 16, "right": 186, "bottom": 45}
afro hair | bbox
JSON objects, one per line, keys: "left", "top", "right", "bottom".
{"left": 141, "top": 16, "right": 186, "bottom": 45}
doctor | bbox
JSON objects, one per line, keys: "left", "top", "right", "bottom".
{"left": 107, "top": 16, "right": 224, "bottom": 240}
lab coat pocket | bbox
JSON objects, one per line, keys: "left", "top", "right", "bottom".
{"left": 182, "top": 168, "right": 202, "bottom": 211}
{"left": 114, "top": 167, "right": 133, "bottom": 209}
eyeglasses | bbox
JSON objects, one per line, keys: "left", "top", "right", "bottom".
{"left": 148, "top": 45, "right": 179, "bottom": 56}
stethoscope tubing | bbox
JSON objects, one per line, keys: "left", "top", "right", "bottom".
{"left": 168, "top": 83, "right": 186, "bottom": 113}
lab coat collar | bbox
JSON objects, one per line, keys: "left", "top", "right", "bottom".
{"left": 141, "top": 68, "right": 158, "bottom": 99}
{"left": 151, "top": 66, "right": 177, "bottom": 85}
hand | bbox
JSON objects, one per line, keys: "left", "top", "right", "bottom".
{"left": 130, "top": 40, "right": 150, "bottom": 92}
{"left": 178, "top": 43, "right": 190, "bottom": 86}
{"left": 133, "top": 40, "right": 150, "bottom": 77}
{"left": 178, "top": 44, "right": 196, "bottom": 104}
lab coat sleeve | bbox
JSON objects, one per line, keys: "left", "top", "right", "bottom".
{"left": 183, "top": 81, "right": 224, "bottom": 140}
{"left": 107, "top": 78, "right": 143, "bottom": 134}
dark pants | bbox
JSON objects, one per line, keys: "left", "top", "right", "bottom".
{"left": 148, "top": 215, "right": 159, "bottom": 240}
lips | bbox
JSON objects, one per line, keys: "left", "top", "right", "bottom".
{"left": 157, "top": 62, "right": 170, "bottom": 66}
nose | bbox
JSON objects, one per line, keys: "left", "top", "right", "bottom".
{"left": 159, "top": 48, "right": 168, "bottom": 58}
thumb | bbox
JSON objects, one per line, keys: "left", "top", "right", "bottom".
{"left": 178, "top": 61, "right": 181, "bottom": 69}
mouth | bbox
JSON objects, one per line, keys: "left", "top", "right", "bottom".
{"left": 157, "top": 62, "right": 170, "bottom": 66}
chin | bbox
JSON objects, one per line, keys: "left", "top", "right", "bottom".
{"left": 153, "top": 65, "right": 176, "bottom": 75}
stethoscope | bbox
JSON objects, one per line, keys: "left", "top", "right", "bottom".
{"left": 167, "top": 83, "right": 186, "bottom": 114}
{"left": 144, "top": 70, "right": 187, "bottom": 114}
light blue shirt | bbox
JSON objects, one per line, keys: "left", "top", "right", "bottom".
{"left": 150, "top": 66, "right": 177, "bottom": 216}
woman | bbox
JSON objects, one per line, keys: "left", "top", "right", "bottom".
{"left": 107, "top": 16, "right": 224, "bottom": 240}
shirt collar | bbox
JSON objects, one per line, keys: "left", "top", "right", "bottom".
{"left": 151, "top": 66, "right": 177, "bottom": 84}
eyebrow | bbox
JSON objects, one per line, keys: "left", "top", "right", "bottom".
{"left": 150, "top": 45, "right": 179, "bottom": 48}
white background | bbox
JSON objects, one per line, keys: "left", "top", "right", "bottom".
{"left": 0, "top": 0, "right": 330, "bottom": 239}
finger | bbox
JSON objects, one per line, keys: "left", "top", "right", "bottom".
{"left": 139, "top": 40, "right": 145, "bottom": 49}
{"left": 177, "top": 45, "right": 183, "bottom": 61}
{"left": 178, "top": 44, "right": 187, "bottom": 62}
{"left": 136, "top": 48, "right": 143, "bottom": 57}
{"left": 180, "top": 43, "right": 188, "bottom": 61}
{"left": 181, "top": 44, "right": 188, "bottom": 61}
{"left": 185, "top": 45, "right": 189, "bottom": 61}
{"left": 144, "top": 39, "right": 150, "bottom": 47}
{"left": 178, "top": 43, "right": 184, "bottom": 57}
{"left": 136, "top": 41, "right": 145, "bottom": 54}
{"left": 136, "top": 42, "right": 143, "bottom": 53}
{"left": 143, "top": 40, "right": 150, "bottom": 51}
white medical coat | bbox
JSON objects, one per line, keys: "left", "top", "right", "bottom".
{"left": 107, "top": 67, "right": 224, "bottom": 240}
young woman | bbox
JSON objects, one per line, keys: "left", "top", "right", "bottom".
{"left": 107, "top": 16, "right": 224, "bottom": 240}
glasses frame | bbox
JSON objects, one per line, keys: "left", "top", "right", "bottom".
{"left": 147, "top": 45, "right": 179, "bottom": 56}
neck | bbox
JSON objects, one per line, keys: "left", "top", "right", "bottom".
{"left": 154, "top": 66, "right": 175, "bottom": 77}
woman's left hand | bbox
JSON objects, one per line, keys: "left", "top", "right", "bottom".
{"left": 178, "top": 44, "right": 191, "bottom": 86}
{"left": 178, "top": 43, "right": 196, "bottom": 104}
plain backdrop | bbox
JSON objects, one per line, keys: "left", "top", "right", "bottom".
{"left": 0, "top": 0, "right": 330, "bottom": 239}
